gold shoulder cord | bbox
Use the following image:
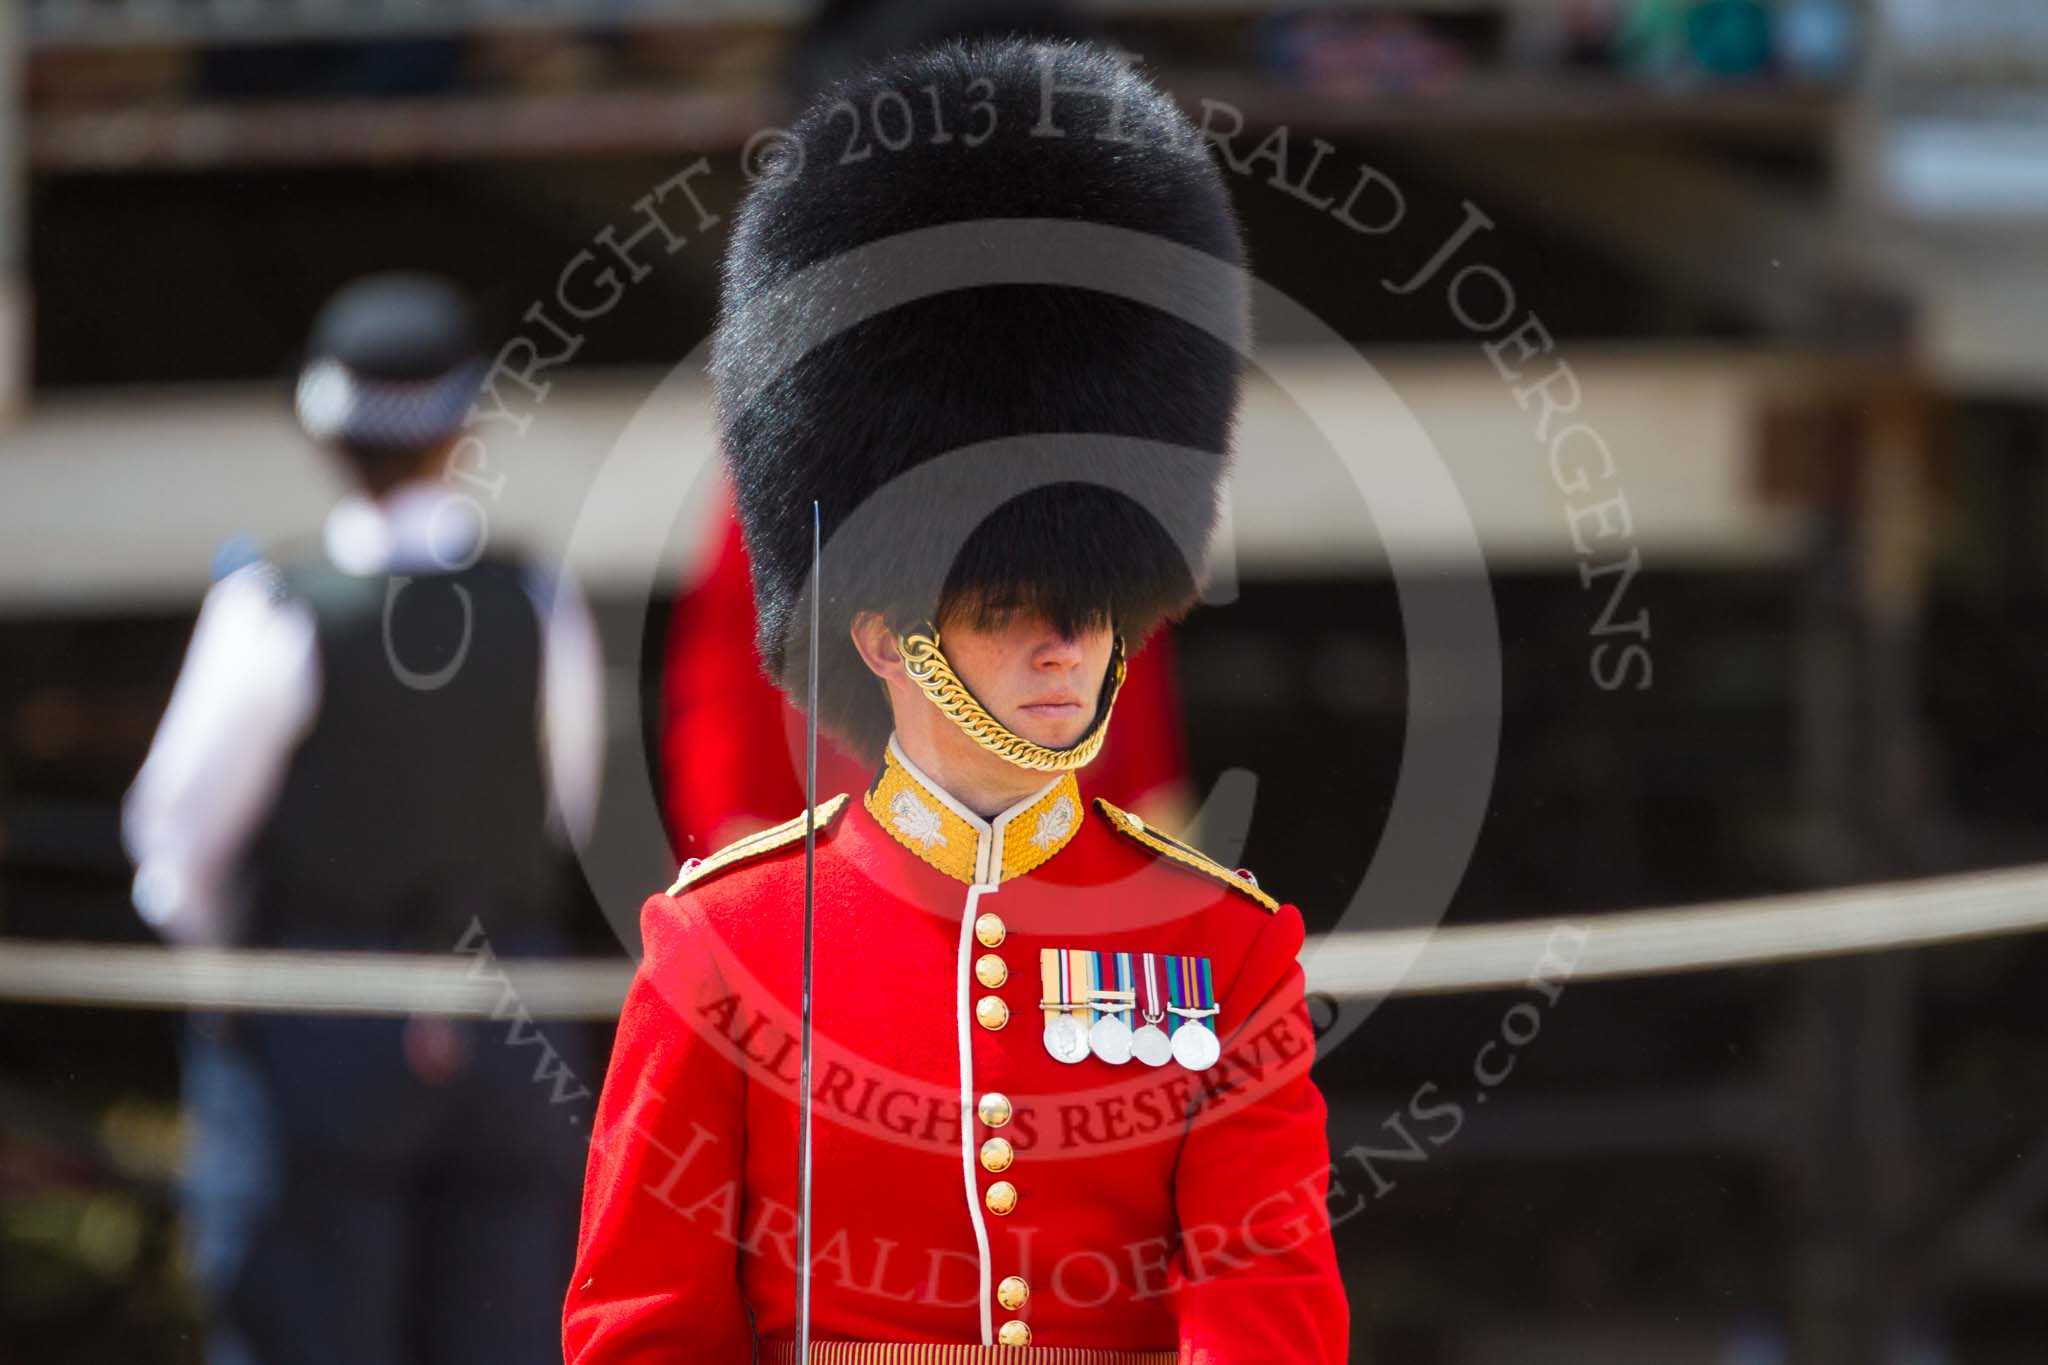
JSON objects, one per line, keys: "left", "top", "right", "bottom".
{"left": 897, "top": 627, "right": 1127, "bottom": 773}
{"left": 668, "top": 793, "right": 852, "bottom": 895}
{"left": 1094, "top": 797, "right": 1280, "bottom": 912}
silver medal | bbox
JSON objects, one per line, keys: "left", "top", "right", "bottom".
{"left": 1131, "top": 1022, "right": 1173, "bottom": 1067}
{"left": 1171, "top": 1020, "right": 1221, "bottom": 1071}
{"left": 1043, "top": 1013, "right": 1090, "bottom": 1065}
{"left": 1088, "top": 1013, "right": 1133, "bottom": 1064}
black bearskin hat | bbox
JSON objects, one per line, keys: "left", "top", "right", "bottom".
{"left": 712, "top": 36, "right": 1248, "bottom": 761}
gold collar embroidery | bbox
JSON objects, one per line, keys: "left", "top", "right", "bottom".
{"left": 865, "top": 735, "right": 1084, "bottom": 886}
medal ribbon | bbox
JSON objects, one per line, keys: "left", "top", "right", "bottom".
{"left": 1041, "top": 949, "right": 1094, "bottom": 1031}
{"left": 1165, "top": 954, "right": 1218, "bottom": 1035}
{"left": 1043, "top": 952, "right": 1200, "bottom": 1028}
{"left": 1137, "top": 952, "right": 1163, "bottom": 1023}
{"left": 1198, "top": 955, "right": 1216, "bottom": 1034}
{"left": 1089, "top": 950, "right": 1135, "bottom": 1018}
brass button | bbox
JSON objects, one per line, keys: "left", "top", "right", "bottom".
{"left": 997, "top": 1319, "right": 1032, "bottom": 1346}
{"left": 975, "top": 995, "right": 1009, "bottom": 1031}
{"left": 996, "top": 1275, "right": 1030, "bottom": 1311}
{"left": 979, "top": 1137, "right": 1014, "bottom": 1173}
{"left": 976, "top": 1092, "right": 1012, "bottom": 1128}
{"left": 974, "top": 953, "right": 1008, "bottom": 988}
{"left": 974, "top": 912, "right": 1006, "bottom": 947}
{"left": 984, "top": 1180, "right": 1018, "bottom": 1216}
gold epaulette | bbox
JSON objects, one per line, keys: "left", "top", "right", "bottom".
{"left": 666, "top": 793, "right": 851, "bottom": 896}
{"left": 1093, "top": 797, "right": 1280, "bottom": 913}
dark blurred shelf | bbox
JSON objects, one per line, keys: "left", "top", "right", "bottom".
{"left": 27, "top": 84, "right": 785, "bottom": 171}
{"left": 22, "top": 0, "right": 1655, "bottom": 52}
{"left": 25, "top": 72, "right": 1844, "bottom": 172}
{"left": 1163, "top": 68, "right": 1844, "bottom": 137}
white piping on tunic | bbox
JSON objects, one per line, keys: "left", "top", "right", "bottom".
{"left": 957, "top": 881, "right": 1000, "bottom": 1345}
{"left": 889, "top": 734, "right": 1060, "bottom": 1342}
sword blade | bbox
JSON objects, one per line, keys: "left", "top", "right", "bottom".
{"left": 797, "top": 500, "right": 821, "bottom": 1362}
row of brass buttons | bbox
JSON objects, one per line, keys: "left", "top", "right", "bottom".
{"left": 972, "top": 911, "right": 1030, "bottom": 1345}
{"left": 975, "top": 912, "right": 1010, "bottom": 1030}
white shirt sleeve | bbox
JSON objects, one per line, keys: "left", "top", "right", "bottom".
{"left": 121, "top": 565, "right": 320, "bottom": 945}
{"left": 525, "top": 562, "right": 606, "bottom": 852}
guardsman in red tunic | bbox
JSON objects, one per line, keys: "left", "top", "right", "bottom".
{"left": 565, "top": 35, "right": 1349, "bottom": 1364}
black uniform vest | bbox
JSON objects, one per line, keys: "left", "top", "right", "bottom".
{"left": 241, "top": 548, "right": 567, "bottom": 949}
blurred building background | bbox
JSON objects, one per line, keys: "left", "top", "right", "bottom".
{"left": 3, "top": 1, "right": 2048, "bottom": 1362}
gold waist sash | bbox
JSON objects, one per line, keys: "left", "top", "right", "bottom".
{"left": 760, "top": 1343, "right": 1176, "bottom": 1364}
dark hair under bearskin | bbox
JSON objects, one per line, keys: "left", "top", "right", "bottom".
{"left": 712, "top": 36, "right": 1248, "bottom": 761}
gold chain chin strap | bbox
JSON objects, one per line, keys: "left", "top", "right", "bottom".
{"left": 897, "top": 626, "right": 1127, "bottom": 773}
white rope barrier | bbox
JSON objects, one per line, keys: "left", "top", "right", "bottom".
{"left": 0, "top": 942, "right": 627, "bottom": 1018}
{"left": 1307, "top": 859, "right": 2048, "bottom": 998}
{"left": 2, "top": 860, "right": 2045, "bottom": 1017}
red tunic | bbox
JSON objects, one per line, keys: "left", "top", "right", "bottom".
{"left": 659, "top": 495, "right": 1193, "bottom": 858}
{"left": 565, "top": 740, "right": 1349, "bottom": 1363}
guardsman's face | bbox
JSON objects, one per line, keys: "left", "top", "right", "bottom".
{"left": 938, "top": 605, "right": 1116, "bottom": 752}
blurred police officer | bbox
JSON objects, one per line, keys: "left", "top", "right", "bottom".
{"left": 125, "top": 273, "right": 603, "bottom": 1365}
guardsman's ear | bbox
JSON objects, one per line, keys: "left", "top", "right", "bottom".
{"left": 849, "top": 611, "right": 902, "bottom": 681}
